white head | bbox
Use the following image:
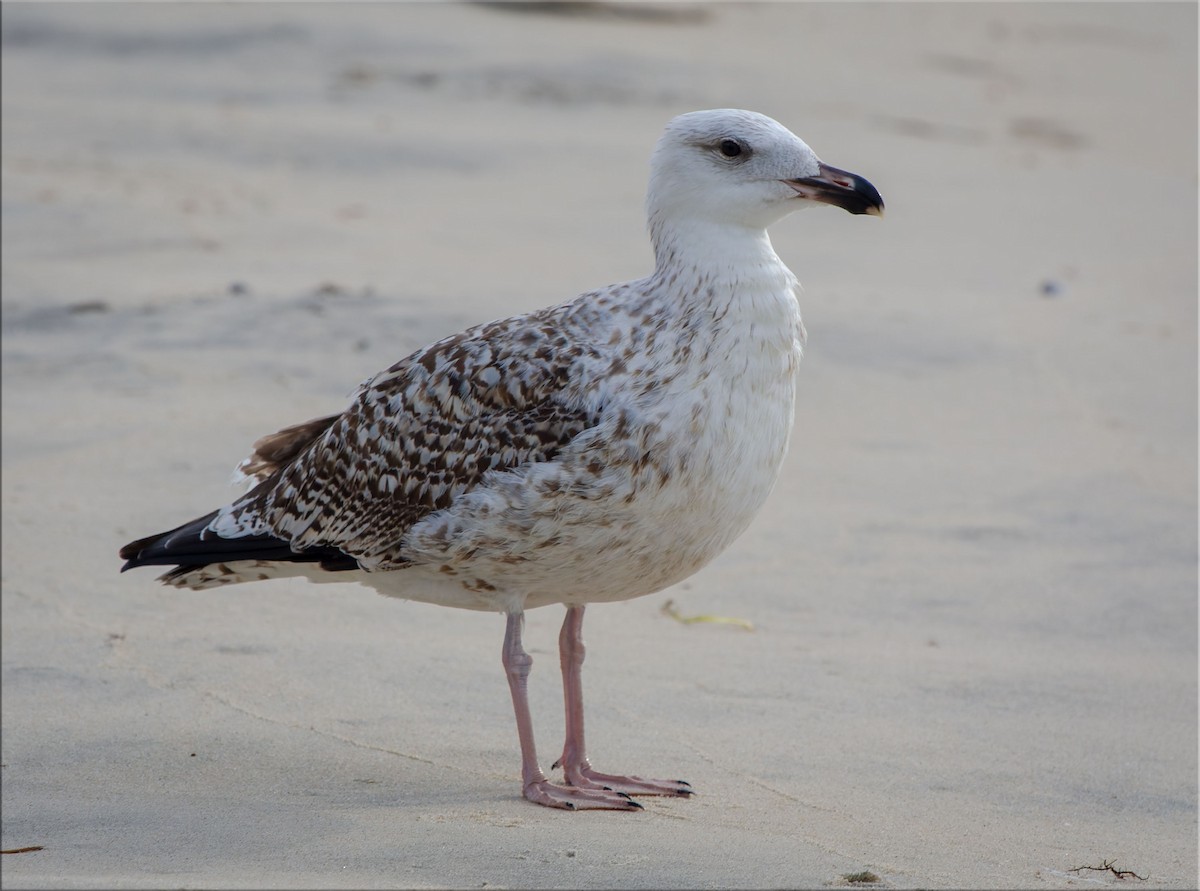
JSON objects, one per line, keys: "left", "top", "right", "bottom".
{"left": 646, "top": 109, "right": 883, "bottom": 236}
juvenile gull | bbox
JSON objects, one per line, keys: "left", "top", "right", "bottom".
{"left": 120, "top": 109, "right": 883, "bottom": 811}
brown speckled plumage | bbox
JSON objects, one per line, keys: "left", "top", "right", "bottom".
{"left": 227, "top": 305, "right": 603, "bottom": 570}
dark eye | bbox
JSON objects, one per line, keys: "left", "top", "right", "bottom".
{"left": 718, "top": 138, "right": 744, "bottom": 159}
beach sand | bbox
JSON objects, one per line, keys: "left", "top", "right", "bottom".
{"left": 2, "top": 3, "right": 1196, "bottom": 888}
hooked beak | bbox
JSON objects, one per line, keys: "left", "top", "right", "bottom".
{"left": 784, "top": 163, "right": 884, "bottom": 217}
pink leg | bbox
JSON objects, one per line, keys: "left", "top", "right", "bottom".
{"left": 552, "top": 605, "right": 693, "bottom": 798}
{"left": 501, "top": 611, "right": 640, "bottom": 810}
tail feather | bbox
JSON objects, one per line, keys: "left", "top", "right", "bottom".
{"left": 157, "top": 559, "right": 361, "bottom": 590}
{"left": 120, "top": 510, "right": 359, "bottom": 576}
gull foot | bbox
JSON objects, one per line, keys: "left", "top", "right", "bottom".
{"left": 523, "top": 779, "right": 644, "bottom": 811}
{"left": 553, "top": 759, "right": 694, "bottom": 798}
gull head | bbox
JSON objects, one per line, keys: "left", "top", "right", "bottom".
{"left": 647, "top": 109, "right": 884, "bottom": 233}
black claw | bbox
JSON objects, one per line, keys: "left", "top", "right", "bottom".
{"left": 676, "top": 780, "right": 692, "bottom": 787}
{"left": 626, "top": 799, "right": 644, "bottom": 810}
{"left": 551, "top": 758, "right": 562, "bottom": 770}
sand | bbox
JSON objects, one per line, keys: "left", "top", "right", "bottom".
{"left": 2, "top": 2, "right": 1196, "bottom": 888}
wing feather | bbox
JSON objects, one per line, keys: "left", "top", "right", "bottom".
{"left": 235, "top": 414, "right": 340, "bottom": 484}
{"left": 220, "top": 307, "right": 603, "bottom": 569}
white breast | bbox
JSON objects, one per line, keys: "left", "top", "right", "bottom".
{"left": 386, "top": 260, "right": 805, "bottom": 613}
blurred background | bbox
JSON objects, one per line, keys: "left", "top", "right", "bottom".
{"left": 2, "top": 3, "right": 1196, "bottom": 888}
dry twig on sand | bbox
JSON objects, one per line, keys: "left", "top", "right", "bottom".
{"left": 1068, "top": 859, "right": 1147, "bottom": 881}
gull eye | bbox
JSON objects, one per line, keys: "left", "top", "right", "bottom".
{"left": 718, "top": 138, "right": 745, "bottom": 159}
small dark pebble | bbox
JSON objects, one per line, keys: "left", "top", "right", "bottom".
{"left": 68, "top": 300, "right": 110, "bottom": 315}
{"left": 1040, "top": 279, "right": 1063, "bottom": 297}
{"left": 228, "top": 282, "right": 249, "bottom": 296}
{"left": 842, "top": 871, "right": 881, "bottom": 884}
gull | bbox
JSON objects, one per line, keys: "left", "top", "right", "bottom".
{"left": 120, "top": 109, "right": 883, "bottom": 810}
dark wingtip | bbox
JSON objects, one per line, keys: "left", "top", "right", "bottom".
{"left": 119, "top": 537, "right": 151, "bottom": 563}
{"left": 118, "top": 515, "right": 219, "bottom": 572}
{"left": 119, "top": 509, "right": 359, "bottom": 577}
{"left": 119, "top": 531, "right": 167, "bottom": 570}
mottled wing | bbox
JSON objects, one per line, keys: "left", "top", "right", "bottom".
{"left": 218, "top": 308, "right": 601, "bottom": 570}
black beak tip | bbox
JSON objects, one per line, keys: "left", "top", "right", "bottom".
{"left": 858, "top": 180, "right": 885, "bottom": 217}
{"left": 841, "top": 174, "right": 884, "bottom": 217}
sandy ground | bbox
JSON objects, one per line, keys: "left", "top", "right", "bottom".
{"left": 2, "top": 2, "right": 1196, "bottom": 889}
